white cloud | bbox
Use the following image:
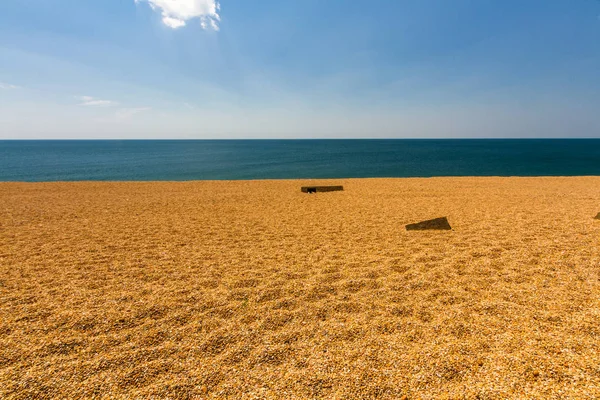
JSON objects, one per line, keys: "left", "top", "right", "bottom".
{"left": 0, "top": 82, "right": 19, "bottom": 90}
{"left": 135, "top": 0, "right": 220, "bottom": 30}
{"left": 163, "top": 16, "right": 186, "bottom": 29}
{"left": 78, "top": 96, "right": 118, "bottom": 107}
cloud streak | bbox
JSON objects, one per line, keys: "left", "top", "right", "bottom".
{"left": 135, "top": 0, "right": 220, "bottom": 30}
{"left": 0, "top": 82, "right": 19, "bottom": 90}
{"left": 78, "top": 96, "right": 118, "bottom": 107}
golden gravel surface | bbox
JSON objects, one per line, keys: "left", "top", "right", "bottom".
{"left": 1, "top": 178, "right": 600, "bottom": 399}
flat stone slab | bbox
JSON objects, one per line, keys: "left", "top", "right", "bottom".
{"left": 406, "top": 217, "right": 452, "bottom": 231}
{"left": 301, "top": 186, "right": 344, "bottom": 194}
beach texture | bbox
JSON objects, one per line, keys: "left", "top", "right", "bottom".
{"left": 1, "top": 177, "right": 600, "bottom": 399}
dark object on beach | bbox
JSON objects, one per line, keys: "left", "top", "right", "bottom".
{"left": 301, "top": 186, "right": 344, "bottom": 194}
{"left": 595, "top": 213, "right": 600, "bottom": 220}
{"left": 406, "top": 217, "right": 452, "bottom": 231}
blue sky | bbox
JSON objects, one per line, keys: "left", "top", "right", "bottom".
{"left": 0, "top": 0, "right": 599, "bottom": 138}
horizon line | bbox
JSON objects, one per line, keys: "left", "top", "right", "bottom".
{"left": 2, "top": 137, "right": 600, "bottom": 141}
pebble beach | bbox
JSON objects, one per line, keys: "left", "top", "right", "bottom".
{"left": 1, "top": 177, "right": 600, "bottom": 398}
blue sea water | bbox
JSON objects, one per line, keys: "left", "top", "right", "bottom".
{"left": 1, "top": 139, "right": 600, "bottom": 181}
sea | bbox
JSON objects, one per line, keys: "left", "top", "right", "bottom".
{"left": 1, "top": 139, "right": 600, "bottom": 181}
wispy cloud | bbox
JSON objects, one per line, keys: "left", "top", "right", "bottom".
{"left": 78, "top": 96, "right": 118, "bottom": 107}
{"left": 116, "top": 107, "right": 152, "bottom": 120}
{"left": 135, "top": 0, "right": 220, "bottom": 30}
{"left": 0, "top": 82, "right": 19, "bottom": 90}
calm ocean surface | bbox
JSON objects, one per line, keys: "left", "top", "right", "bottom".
{"left": 1, "top": 140, "right": 600, "bottom": 181}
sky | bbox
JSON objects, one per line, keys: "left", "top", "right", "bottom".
{"left": 0, "top": 0, "right": 599, "bottom": 139}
